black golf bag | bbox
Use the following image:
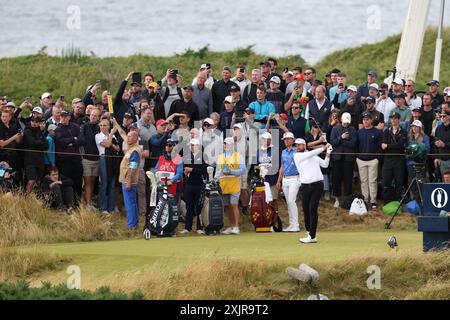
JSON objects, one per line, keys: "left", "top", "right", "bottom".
{"left": 198, "top": 174, "right": 224, "bottom": 235}
{"left": 143, "top": 182, "right": 179, "bottom": 239}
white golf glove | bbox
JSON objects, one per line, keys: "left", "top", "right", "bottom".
{"left": 326, "top": 146, "right": 333, "bottom": 154}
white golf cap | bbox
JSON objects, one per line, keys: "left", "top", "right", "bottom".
{"left": 444, "top": 87, "right": 450, "bottom": 96}
{"left": 200, "top": 64, "right": 208, "bottom": 70}
{"left": 392, "top": 78, "right": 403, "bottom": 85}
{"left": 411, "top": 120, "right": 423, "bottom": 128}
{"left": 294, "top": 138, "right": 306, "bottom": 145}
{"left": 260, "top": 132, "right": 272, "bottom": 140}
{"left": 41, "top": 92, "right": 52, "bottom": 99}
{"left": 32, "top": 106, "right": 43, "bottom": 114}
{"left": 369, "top": 83, "right": 379, "bottom": 90}
{"left": 203, "top": 118, "right": 214, "bottom": 125}
{"left": 224, "top": 96, "right": 234, "bottom": 104}
{"left": 189, "top": 138, "right": 200, "bottom": 145}
{"left": 232, "top": 123, "right": 242, "bottom": 129}
{"left": 282, "top": 132, "right": 295, "bottom": 140}
{"left": 224, "top": 137, "right": 234, "bottom": 145}
{"left": 341, "top": 112, "right": 351, "bottom": 124}
{"left": 47, "top": 124, "right": 58, "bottom": 131}
{"left": 287, "top": 71, "right": 294, "bottom": 76}
{"left": 270, "top": 76, "right": 281, "bottom": 84}
{"left": 347, "top": 85, "right": 358, "bottom": 92}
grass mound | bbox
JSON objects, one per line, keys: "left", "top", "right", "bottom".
{"left": 0, "top": 193, "right": 134, "bottom": 246}
{"left": 90, "top": 250, "right": 449, "bottom": 300}
{"left": 315, "top": 27, "right": 450, "bottom": 90}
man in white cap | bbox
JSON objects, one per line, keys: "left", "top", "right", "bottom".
{"left": 277, "top": 132, "right": 300, "bottom": 232}
{"left": 258, "top": 131, "right": 280, "bottom": 212}
{"left": 232, "top": 123, "right": 250, "bottom": 214}
{"left": 192, "top": 64, "right": 215, "bottom": 90}
{"left": 216, "top": 137, "right": 246, "bottom": 235}
{"left": 330, "top": 112, "right": 357, "bottom": 208}
{"left": 293, "top": 138, "right": 332, "bottom": 243}
{"left": 389, "top": 78, "right": 404, "bottom": 99}
{"left": 266, "top": 76, "right": 285, "bottom": 114}
{"left": 179, "top": 138, "right": 208, "bottom": 235}
{"left": 40, "top": 92, "right": 53, "bottom": 117}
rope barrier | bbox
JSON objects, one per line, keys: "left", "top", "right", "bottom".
{"left": 0, "top": 145, "right": 449, "bottom": 159}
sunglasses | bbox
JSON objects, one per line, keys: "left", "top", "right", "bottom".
{"left": 203, "top": 123, "right": 212, "bottom": 127}
{"left": 405, "top": 85, "right": 413, "bottom": 87}
{"left": 292, "top": 106, "right": 301, "bottom": 109}
{"left": 304, "top": 72, "right": 313, "bottom": 75}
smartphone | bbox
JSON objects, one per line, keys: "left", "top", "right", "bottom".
{"left": 240, "top": 68, "right": 245, "bottom": 73}
{"left": 206, "top": 63, "right": 211, "bottom": 69}
{"left": 172, "top": 69, "right": 178, "bottom": 74}
{"left": 60, "top": 95, "right": 65, "bottom": 101}
{"left": 284, "top": 67, "right": 289, "bottom": 73}
{"left": 25, "top": 97, "right": 31, "bottom": 103}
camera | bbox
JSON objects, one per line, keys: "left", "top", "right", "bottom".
{"left": 172, "top": 69, "right": 178, "bottom": 75}
{"left": 338, "top": 83, "right": 345, "bottom": 89}
{"left": 205, "top": 64, "right": 211, "bottom": 70}
{"left": 284, "top": 67, "right": 289, "bottom": 73}
{"left": 240, "top": 68, "right": 245, "bottom": 73}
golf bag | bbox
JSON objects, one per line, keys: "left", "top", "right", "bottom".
{"left": 199, "top": 167, "right": 224, "bottom": 235}
{"left": 249, "top": 166, "right": 282, "bottom": 232}
{"left": 143, "top": 172, "right": 179, "bottom": 239}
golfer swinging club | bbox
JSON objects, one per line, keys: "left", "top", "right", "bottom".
{"left": 293, "top": 138, "right": 332, "bottom": 243}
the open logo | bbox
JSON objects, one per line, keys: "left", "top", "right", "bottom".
{"left": 431, "top": 188, "right": 448, "bottom": 209}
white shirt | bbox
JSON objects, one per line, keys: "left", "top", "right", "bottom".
{"left": 376, "top": 97, "right": 396, "bottom": 121}
{"left": 406, "top": 95, "right": 422, "bottom": 111}
{"left": 95, "top": 132, "right": 108, "bottom": 155}
{"left": 293, "top": 148, "right": 329, "bottom": 184}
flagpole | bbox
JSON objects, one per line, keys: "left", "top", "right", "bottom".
{"left": 433, "top": 0, "right": 446, "bottom": 81}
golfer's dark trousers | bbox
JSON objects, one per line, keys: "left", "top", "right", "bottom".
{"left": 300, "top": 181, "right": 323, "bottom": 239}
{"left": 331, "top": 160, "right": 354, "bottom": 197}
{"left": 184, "top": 184, "right": 203, "bottom": 231}
{"left": 57, "top": 157, "right": 83, "bottom": 207}
{"left": 382, "top": 157, "right": 405, "bottom": 199}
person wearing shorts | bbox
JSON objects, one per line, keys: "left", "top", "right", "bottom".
{"left": 216, "top": 137, "right": 246, "bottom": 235}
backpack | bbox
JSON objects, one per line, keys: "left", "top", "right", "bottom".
{"left": 342, "top": 193, "right": 365, "bottom": 210}
{"left": 162, "top": 86, "right": 183, "bottom": 103}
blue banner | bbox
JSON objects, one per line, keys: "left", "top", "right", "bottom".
{"left": 421, "top": 183, "right": 450, "bottom": 216}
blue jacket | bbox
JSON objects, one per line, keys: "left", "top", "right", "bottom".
{"left": 330, "top": 124, "right": 357, "bottom": 161}
{"left": 357, "top": 127, "right": 382, "bottom": 161}
{"left": 249, "top": 100, "right": 275, "bottom": 128}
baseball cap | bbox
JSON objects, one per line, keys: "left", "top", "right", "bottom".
{"left": 189, "top": 138, "right": 200, "bottom": 145}
{"left": 47, "top": 124, "right": 58, "bottom": 131}
{"left": 60, "top": 110, "right": 71, "bottom": 117}
{"left": 224, "top": 96, "right": 234, "bottom": 104}
{"left": 282, "top": 132, "right": 295, "bottom": 140}
{"left": 366, "top": 96, "right": 376, "bottom": 103}
{"left": 72, "top": 98, "right": 82, "bottom": 104}
{"left": 362, "top": 112, "right": 372, "bottom": 119}
{"left": 443, "top": 87, "right": 450, "bottom": 96}
{"left": 341, "top": 112, "right": 351, "bottom": 124}
{"left": 411, "top": 120, "right": 423, "bottom": 128}
{"left": 270, "top": 76, "right": 281, "bottom": 84}
{"left": 392, "top": 78, "right": 403, "bottom": 85}
{"left": 148, "top": 82, "right": 158, "bottom": 88}
{"left": 369, "top": 83, "right": 379, "bottom": 90}
{"left": 230, "top": 85, "right": 240, "bottom": 92}
{"left": 389, "top": 111, "right": 401, "bottom": 119}
{"left": 287, "top": 71, "right": 294, "bottom": 77}
{"left": 412, "top": 106, "right": 422, "bottom": 112}
{"left": 166, "top": 138, "right": 177, "bottom": 146}
{"left": 203, "top": 118, "right": 214, "bottom": 125}
{"left": 32, "top": 107, "right": 43, "bottom": 114}
{"left": 294, "top": 138, "right": 306, "bottom": 145}
{"left": 279, "top": 113, "right": 288, "bottom": 121}
{"left": 244, "top": 107, "right": 254, "bottom": 114}
{"left": 347, "top": 85, "right": 358, "bottom": 92}
{"left": 232, "top": 123, "right": 242, "bottom": 130}
{"left": 224, "top": 137, "right": 234, "bottom": 145}
{"left": 368, "top": 71, "right": 378, "bottom": 78}
{"left": 183, "top": 85, "right": 194, "bottom": 91}
{"left": 260, "top": 132, "right": 272, "bottom": 140}
{"left": 259, "top": 61, "right": 271, "bottom": 67}
{"left": 156, "top": 119, "right": 167, "bottom": 126}
{"left": 41, "top": 92, "right": 52, "bottom": 100}
{"left": 426, "top": 80, "right": 440, "bottom": 86}
{"left": 394, "top": 92, "right": 406, "bottom": 99}
{"left": 129, "top": 123, "right": 139, "bottom": 130}
{"left": 123, "top": 112, "right": 133, "bottom": 118}
{"left": 5, "top": 102, "right": 16, "bottom": 108}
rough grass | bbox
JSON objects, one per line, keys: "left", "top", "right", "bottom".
{"left": 315, "top": 27, "right": 450, "bottom": 90}
{"left": 51, "top": 250, "right": 448, "bottom": 300}
{"left": 0, "top": 46, "right": 304, "bottom": 106}
{"left": 0, "top": 245, "right": 69, "bottom": 282}
{"left": 0, "top": 193, "right": 136, "bottom": 246}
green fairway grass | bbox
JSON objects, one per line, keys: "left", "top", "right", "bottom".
{"left": 24, "top": 230, "right": 421, "bottom": 283}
